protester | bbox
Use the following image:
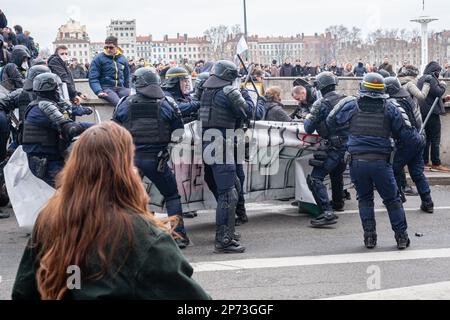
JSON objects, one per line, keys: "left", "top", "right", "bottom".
{"left": 442, "top": 63, "right": 450, "bottom": 78}
{"left": 269, "top": 59, "right": 279, "bottom": 77}
{"left": 262, "top": 86, "right": 292, "bottom": 122}
{"left": 89, "top": 36, "right": 130, "bottom": 107}
{"left": 342, "top": 63, "right": 354, "bottom": 77}
{"left": 12, "top": 121, "right": 211, "bottom": 300}
{"left": 2, "top": 27, "right": 17, "bottom": 50}
{"left": 0, "top": 9, "right": 7, "bottom": 29}
{"left": 48, "top": 45, "right": 86, "bottom": 105}
{"left": 353, "top": 61, "right": 367, "bottom": 77}
{"left": 0, "top": 34, "right": 9, "bottom": 67}
{"left": 0, "top": 45, "right": 30, "bottom": 91}
{"left": 379, "top": 57, "right": 395, "bottom": 76}
{"left": 417, "top": 61, "right": 449, "bottom": 172}
{"left": 292, "top": 60, "right": 304, "bottom": 77}
{"left": 280, "top": 58, "right": 294, "bottom": 77}
{"left": 69, "top": 58, "right": 86, "bottom": 80}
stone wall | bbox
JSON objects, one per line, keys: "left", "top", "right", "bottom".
{"left": 75, "top": 78, "right": 450, "bottom": 164}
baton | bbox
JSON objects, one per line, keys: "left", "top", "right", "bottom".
{"left": 419, "top": 97, "right": 440, "bottom": 136}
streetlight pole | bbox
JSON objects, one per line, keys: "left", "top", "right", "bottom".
{"left": 243, "top": 0, "right": 249, "bottom": 61}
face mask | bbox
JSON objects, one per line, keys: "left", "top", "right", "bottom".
{"left": 21, "top": 61, "right": 29, "bottom": 71}
{"left": 59, "top": 54, "right": 69, "bottom": 62}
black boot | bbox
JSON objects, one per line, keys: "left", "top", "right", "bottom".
{"left": 395, "top": 232, "right": 410, "bottom": 250}
{"left": 183, "top": 211, "right": 198, "bottom": 219}
{"left": 364, "top": 231, "right": 377, "bottom": 249}
{"left": 214, "top": 225, "right": 245, "bottom": 254}
{"left": 235, "top": 206, "right": 248, "bottom": 226}
{"left": 174, "top": 230, "right": 190, "bottom": 249}
{"left": 343, "top": 189, "right": 351, "bottom": 200}
{"left": 403, "top": 184, "right": 419, "bottom": 196}
{"left": 420, "top": 201, "right": 434, "bottom": 214}
{"left": 310, "top": 211, "right": 337, "bottom": 227}
{"left": 331, "top": 201, "right": 345, "bottom": 212}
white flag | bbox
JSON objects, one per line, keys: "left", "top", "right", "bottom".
{"left": 236, "top": 35, "right": 249, "bottom": 55}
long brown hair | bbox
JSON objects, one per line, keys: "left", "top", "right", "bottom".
{"left": 33, "top": 121, "right": 162, "bottom": 299}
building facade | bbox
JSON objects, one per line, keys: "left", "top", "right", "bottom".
{"left": 107, "top": 19, "right": 137, "bottom": 59}
{"left": 53, "top": 19, "right": 91, "bottom": 64}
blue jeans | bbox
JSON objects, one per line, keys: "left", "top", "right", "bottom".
{"left": 102, "top": 87, "right": 131, "bottom": 107}
{"left": 350, "top": 159, "right": 407, "bottom": 233}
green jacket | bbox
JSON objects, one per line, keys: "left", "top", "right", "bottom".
{"left": 12, "top": 214, "right": 211, "bottom": 300}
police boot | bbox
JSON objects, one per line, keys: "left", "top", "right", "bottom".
{"left": 183, "top": 211, "right": 198, "bottom": 219}
{"left": 395, "top": 232, "right": 411, "bottom": 250}
{"left": 310, "top": 211, "right": 338, "bottom": 228}
{"left": 331, "top": 201, "right": 345, "bottom": 212}
{"left": 420, "top": 193, "right": 434, "bottom": 214}
{"left": 364, "top": 231, "right": 377, "bottom": 249}
{"left": 214, "top": 225, "right": 245, "bottom": 254}
{"left": 172, "top": 216, "right": 190, "bottom": 249}
{"left": 235, "top": 205, "right": 248, "bottom": 226}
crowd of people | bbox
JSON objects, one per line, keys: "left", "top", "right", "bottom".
{"left": 1, "top": 7, "right": 450, "bottom": 299}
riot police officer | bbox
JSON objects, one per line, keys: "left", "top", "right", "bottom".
{"left": 303, "top": 71, "right": 347, "bottom": 227}
{"left": 385, "top": 77, "right": 434, "bottom": 213}
{"left": 113, "top": 67, "right": 190, "bottom": 249}
{"left": 22, "top": 73, "right": 90, "bottom": 187}
{"left": 326, "top": 73, "right": 410, "bottom": 250}
{"left": 162, "top": 67, "right": 200, "bottom": 123}
{"left": 200, "top": 60, "right": 263, "bottom": 253}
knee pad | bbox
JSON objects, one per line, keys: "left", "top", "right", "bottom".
{"left": 218, "top": 188, "right": 238, "bottom": 210}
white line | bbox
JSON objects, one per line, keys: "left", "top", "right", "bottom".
{"left": 337, "top": 206, "right": 450, "bottom": 215}
{"left": 192, "top": 248, "right": 450, "bottom": 272}
{"left": 323, "top": 281, "right": 450, "bottom": 300}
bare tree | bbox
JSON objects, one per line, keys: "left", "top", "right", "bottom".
{"left": 204, "top": 25, "right": 230, "bottom": 60}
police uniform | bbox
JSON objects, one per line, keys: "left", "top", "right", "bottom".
{"left": 113, "top": 67, "right": 190, "bottom": 249}
{"left": 385, "top": 77, "right": 434, "bottom": 213}
{"left": 200, "top": 60, "right": 263, "bottom": 254}
{"left": 326, "top": 73, "right": 410, "bottom": 250}
{"left": 22, "top": 73, "right": 90, "bottom": 187}
{"left": 303, "top": 72, "right": 347, "bottom": 227}
{"left": 162, "top": 67, "right": 200, "bottom": 124}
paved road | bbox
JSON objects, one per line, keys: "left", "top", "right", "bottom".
{"left": 1, "top": 186, "right": 450, "bottom": 300}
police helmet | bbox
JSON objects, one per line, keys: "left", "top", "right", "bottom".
{"left": 377, "top": 69, "right": 390, "bottom": 78}
{"left": 314, "top": 71, "right": 338, "bottom": 91}
{"left": 33, "top": 73, "right": 62, "bottom": 93}
{"left": 384, "top": 77, "right": 402, "bottom": 96}
{"left": 359, "top": 73, "right": 388, "bottom": 99}
{"left": 132, "top": 67, "right": 165, "bottom": 98}
{"left": 195, "top": 72, "right": 210, "bottom": 89}
{"left": 162, "top": 67, "right": 190, "bottom": 89}
{"left": 23, "top": 65, "right": 51, "bottom": 91}
{"left": 212, "top": 60, "right": 239, "bottom": 82}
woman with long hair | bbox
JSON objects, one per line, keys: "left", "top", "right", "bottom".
{"left": 12, "top": 121, "right": 210, "bottom": 300}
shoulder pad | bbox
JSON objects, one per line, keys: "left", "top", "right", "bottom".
{"left": 387, "top": 98, "right": 400, "bottom": 107}
{"left": 165, "top": 96, "right": 177, "bottom": 107}
{"left": 38, "top": 100, "right": 56, "bottom": 109}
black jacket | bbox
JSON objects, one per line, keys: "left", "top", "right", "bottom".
{"left": 48, "top": 54, "right": 80, "bottom": 100}
{"left": 263, "top": 100, "right": 292, "bottom": 122}
{"left": 280, "top": 63, "right": 294, "bottom": 77}
{"left": 292, "top": 65, "right": 304, "bottom": 77}
{"left": 417, "top": 61, "right": 446, "bottom": 116}
{"left": 0, "top": 10, "right": 7, "bottom": 29}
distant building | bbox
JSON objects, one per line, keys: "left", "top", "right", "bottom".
{"left": 90, "top": 42, "right": 105, "bottom": 59}
{"left": 107, "top": 19, "right": 136, "bottom": 59}
{"left": 53, "top": 19, "right": 91, "bottom": 64}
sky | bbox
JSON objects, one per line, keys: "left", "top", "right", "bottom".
{"left": 2, "top": 0, "right": 449, "bottom": 49}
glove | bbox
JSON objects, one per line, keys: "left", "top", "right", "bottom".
{"left": 424, "top": 74, "right": 434, "bottom": 83}
{"left": 82, "top": 107, "right": 93, "bottom": 115}
{"left": 61, "top": 121, "right": 85, "bottom": 141}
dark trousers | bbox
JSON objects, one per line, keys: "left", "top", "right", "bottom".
{"left": 0, "top": 111, "right": 10, "bottom": 163}
{"left": 27, "top": 155, "right": 64, "bottom": 188}
{"left": 134, "top": 155, "right": 183, "bottom": 231}
{"left": 102, "top": 87, "right": 131, "bottom": 107}
{"left": 309, "top": 149, "right": 346, "bottom": 212}
{"left": 393, "top": 144, "right": 431, "bottom": 202}
{"left": 423, "top": 114, "right": 441, "bottom": 166}
{"left": 350, "top": 159, "right": 407, "bottom": 233}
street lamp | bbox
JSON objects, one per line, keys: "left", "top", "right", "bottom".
{"left": 243, "top": 0, "right": 249, "bottom": 61}
{"left": 411, "top": 1, "right": 438, "bottom": 73}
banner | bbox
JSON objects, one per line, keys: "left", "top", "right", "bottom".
{"left": 146, "top": 121, "right": 350, "bottom": 214}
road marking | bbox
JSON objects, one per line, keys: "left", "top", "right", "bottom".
{"left": 323, "top": 281, "right": 450, "bottom": 300}
{"left": 192, "top": 248, "right": 450, "bottom": 272}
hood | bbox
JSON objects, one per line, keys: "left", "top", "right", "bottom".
{"left": 357, "top": 62, "right": 364, "bottom": 68}
{"left": 103, "top": 47, "right": 124, "bottom": 58}
{"left": 423, "top": 61, "right": 441, "bottom": 75}
{"left": 11, "top": 47, "right": 31, "bottom": 68}
{"left": 398, "top": 76, "right": 415, "bottom": 85}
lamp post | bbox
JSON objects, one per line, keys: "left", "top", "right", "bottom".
{"left": 411, "top": 1, "right": 438, "bottom": 73}
{"left": 243, "top": 0, "right": 249, "bottom": 61}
